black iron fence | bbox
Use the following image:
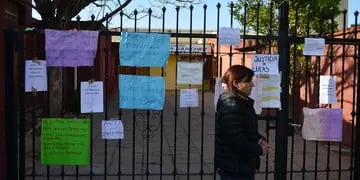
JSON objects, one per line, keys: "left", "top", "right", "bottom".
{"left": 2, "top": 1, "right": 360, "bottom": 180}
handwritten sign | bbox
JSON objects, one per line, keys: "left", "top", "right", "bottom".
{"left": 45, "top": 29, "right": 99, "bottom": 67}
{"left": 303, "top": 38, "right": 325, "bottom": 56}
{"left": 261, "top": 75, "right": 281, "bottom": 108}
{"left": 180, "top": 89, "right": 199, "bottom": 108}
{"left": 119, "top": 75, "right": 165, "bottom": 110}
{"left": 120, "top": 32, "right": 170, "bottom": 67}
{"left": 177, "top": 61, "right": 203, "bottom": 85}
{"left": 102, "top": 120, "right": 124, "bottom": 139}
{"left": 80, "top": 81, "right": 104, "bottom": 113}
{"left": 25, "top": 60, "right": 47, "bottom": 92}
{"left": 219, "top": 27, "right": 241, "bottom": 46}
{"left": 302, "top": 108, "right": 342, "bottom": 141}
{"left": 319, "top": 75, "right": 337, "bottom": 104}
{"left": 252, "top": 54, "right": 279, "bottom": 75}
{"left": 41, "top": 118, "right": 90, "bottom": 165}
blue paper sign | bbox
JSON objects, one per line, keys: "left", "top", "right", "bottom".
{"left": 120, "top": 32, "right": 170, "bottom": 67}
{"left": 119, "top": 75, "right": 165, "bottom": 110}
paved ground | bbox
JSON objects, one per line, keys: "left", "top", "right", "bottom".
{"left": 25, "top": 92, "right": 354, "bottom": 180}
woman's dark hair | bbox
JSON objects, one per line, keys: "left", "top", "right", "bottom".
{"left": 222, "top": 65, "right": 254, "bottom": 94}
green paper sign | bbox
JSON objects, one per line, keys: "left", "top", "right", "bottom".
{"left": 41, "top": 118, "right": 90, "bottom": 165}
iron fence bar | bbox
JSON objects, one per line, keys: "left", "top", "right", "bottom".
{"left": 314, "top": 7, "right": 325, "bottom": 180}
{"left": 355, "top": 15, "right": 360, "bottom": 180}
{"left": 216, "top": 3, "right": 221, "bottom": 78}
{"left": 289, "top": 4, "right": 300, "bottom": 180}
{"left": 229, "top": 2, "right": 234, "bottom": 66}
{"left": 4, "top": 29, "right": 18, "bottom": 180}
{"left": 200, "top": 4, "right": 207, "bottom": 180}
{"left": 266, "top": 3, "right": 275, "bottom": 178}
{"left": 75, "top": 15, "right": 81, "bottom": 180}
{"left": 274, "top": 2, "right": 290, "bottom": 180}
{"left": 302, "top": 3, "right": 312, "bottom": 180}
{"left": 186, "top": 4, "right": 194, "bottom": 180}
{"left": 18, "top": 29, "right": 26, "bottom": 180}
{"left": 145, "top": 8, "right": 152, "bottom": 180}
{"left": 173, "top": 6, "right": 180, "bottom": 180}
{"left": 132, "top": 9, "right": 138, "bottom": 180}
{"left": 104, "top": 14, "right": 111, "bottom": 180}
{"left": 325, "top": 10, "right": 336, "bottom": 180}
{"left": 30, "top": 31, "right": 37, "bottom": 180}
{"left": 350, "top": 12, "right": 358, "bottom": 180}
{"left": 338, "top": 9, "right": 348, "bottom": 180}
{"left": 160, "top": 7, "right": 166, "bottom": 180}
{"left": 242, "top": 2, "right": 248, "bottom": 65}
{"left": 214, "top": 3, "right": 221, "bottom": 180}
{"left": 118, "top": 10, "right": 124, "bottom": 180}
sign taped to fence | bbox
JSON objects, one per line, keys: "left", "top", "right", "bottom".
{"left": 261, "top": 74, "right": 281, "bottom": 108}
{"left": 41, "top": 118, "right": 90, "bottom": 165}
{"left": 45, "top": 29, "right": 99, "bottom": 67}
{"left": 119, "top": 75, "right": 165, "bottom": 110}
{"left": 120, "top": 32, "right": 170, "bottom": 67}
{"left": 177, "top": 61, "right": 203, "bottom": 85}
{"left": 214, "top": 77, "right": 226, "bottom": 109}
{"left": 102, "top": 120, "right": 124, "bottom": 139}
{"left": 25, "top": 60, "right": 48, "bottom": 92}
{"left": 219, "top": 27, "right": 241, "bottom": 46}
{"left": 80, "top": 81, "right": 104, "bottom": 113}
{"left": 319, "top": 75, "right": 338, "bottom": 104}
{"left": 180, "top": 88, "right": 199, "bottom": 108}
{"left": 303, "top": 38, "right": 325, "bottom": 56}
{"left": 302, "top": 108, "right": 342, "bottom": 141}
{"left": 252, "top": 54, "right": 279, "bottom": 75}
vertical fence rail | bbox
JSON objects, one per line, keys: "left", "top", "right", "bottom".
{"left": 4, "top": 29, "right": 18, "bottom": 180}
{"left": 275, "top": 2, "right": 290, "bottom": 180}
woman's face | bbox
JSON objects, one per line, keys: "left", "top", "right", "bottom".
{"left": 233, "top": 76, "right": 255, "bottom": 97}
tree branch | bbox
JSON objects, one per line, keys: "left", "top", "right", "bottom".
{"left": 98, "top": 0, "right": 133, "bottom": 23}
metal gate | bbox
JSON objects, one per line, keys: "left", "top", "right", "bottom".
{"left": 3, "top": 1, "right": 360, "bottom": 180}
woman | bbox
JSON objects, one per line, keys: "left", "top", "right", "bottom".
{"left": 215, "top": 65, "right": 269, "bottom": 180}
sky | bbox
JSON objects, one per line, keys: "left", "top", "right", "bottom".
{"left": 32, "top": 0, "right": 359, "bottom": 31}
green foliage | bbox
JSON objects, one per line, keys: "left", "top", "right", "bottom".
{"left": 232, "top": 0, "right": 342, "bottom": 87}
{"left": 232, "top": 0, "right": 341, "bottom": 35}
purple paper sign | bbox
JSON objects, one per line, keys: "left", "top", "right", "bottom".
{"left": 45, "top": 30, "right": 99, "bottom": 67}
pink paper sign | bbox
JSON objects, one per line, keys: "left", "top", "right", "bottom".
{"left": 45, "top": 29, "right": 99, "bottom": 67}
{"left": 302, "top": 108, "right": 342, "bottom": 142}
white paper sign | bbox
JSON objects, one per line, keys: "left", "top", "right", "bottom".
{"left": 102, "top": 120, "right": 124, "bottom": 139}
{"left": 303, "top": 38, "right": 325, "bottom": 56}
{"left": 252, "top": 54, "right": 279, "bottom": 75}
{"left": 302, "top": 108, "right": 342, "bottom": 141}
{"left": 219, "top": 27, "right": 241, "bottom": 46}
{"left": 80, "top": 81, "right": 104, "bottom": 113}
{"left": 319, "top": 75, "right": 337, "bottom": 104}
{"left": 25, "top": 60, "right": 48, "bottom": 92}
{"left": 261, "top": 75, "right": 281, "bottom": 108}
{"left": 214, "top": 78, "right": 226, "bottom": 109}
{"left": 177, "top": 61, "right": 203, "bottom": 85}
{"left": 250, "top": 76, "right": 263, "bottom": 114}
{"left": 180, "top": 89, "right": 199, "bottom": 108}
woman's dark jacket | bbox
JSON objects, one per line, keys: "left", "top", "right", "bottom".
{"left": 215, "top": 91, "right": 263, "bottom": 177}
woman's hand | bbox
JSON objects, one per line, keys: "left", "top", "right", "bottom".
{"left": 258, "top": 139, "right": 270, "bottom": 155}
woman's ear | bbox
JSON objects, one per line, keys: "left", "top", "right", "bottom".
{"left": 232, "top": 80, "right": 238, "bottom": 88}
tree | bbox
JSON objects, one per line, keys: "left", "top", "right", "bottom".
{"left": 21, "top": 0, "right": 200, "bottom": 116}
{"left": 232, "top": 0, "right": 341, "bottom": 86}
